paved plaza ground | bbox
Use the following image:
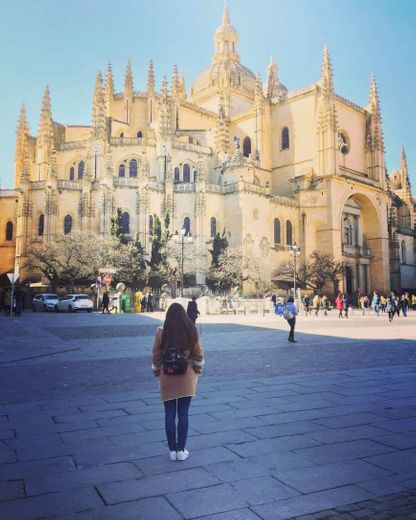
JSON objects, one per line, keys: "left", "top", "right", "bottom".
{"left": 0, "top": 308, "right": 416, "bottom": 519}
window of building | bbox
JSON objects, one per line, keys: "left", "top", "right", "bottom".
{"left": 243, "top": 136, "right": 251, "bottom": 158}
{"left": 401, "top": 240, "right": 406, "bottom": 264}
{"left": 129, "top": 159, "right": 138, "bottom": 178}
{"left": 120, "top": 132, "right": 124, "bottom": 138}
{"left": 5, "top": 221, "right": 13, "bottom": 241}
{"left": 183, "top": 217, "right": 191, "bottom": 235}
{"left": 64, "top": 215, "right": 72, "bottom": 235}
{"left": 174, "top": 167, "right": 180, "bottom": 182}
{"left": 149, "top": 215, "right": 153, "bottom": 236}
{"left": 78, "top": 161, "right": 85, "bottom": 180}
{"left": 286, "top": 220, "right": 293, "bottom": 245}
{"left": 118, "top": 164, "right": 125, "bottom": 177}
{"left": 121, "top": 212, "right": 130, "bottom": 234}
{"left": 210, "top": 217, "right": 217, "bottom": 238}
{"left": 343, "top": 217, "right": 353, "bottom": 246}
{"left": 136, "top": 131, "right": 143, "bottom": 139}
{"left": 274, "top": 218, "right": 281, "bottom": 244}
{"left": 338, "top": 131, "right": 350, "bottom": 154}
{"left": 281, "top": 127, "right": 290, "bottom": 150}
{"left": 69, "top": 166, "right": 75, "bottom": 180}
{"left": 183, "top": 164, "right": 191, "bottom": 183}
{"left": 193, "top": 170, "right": 198, "bottom": 182}
{"left": 38, "top": 214, "right": 44, "bottom": 236}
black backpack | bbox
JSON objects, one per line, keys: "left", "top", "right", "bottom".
{"left": 163, "top": 345, "right": 189, "bottom": 375}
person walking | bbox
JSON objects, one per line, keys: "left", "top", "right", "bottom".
{"left": 412, "top": 293, "right": 416, "bottom": 311}
{"left": 362, "top": 295, "right": 370, "bottom": 316}
{"left": 380, "top": 294, "right": 387, "bottom": 313}
{"left": 320, "top": 295, "right": 329, "bottom": 316}
{"left": 312, "top": 294, "right": 320, "bottom": 317}
{"left": 372, "top": 291, "right": 380, "bottom": 316}
{"left": 401, "top": 294, "right": 409, "bottom": 317}
{"left": 186, "top": 297, "right": 200, "bottom": 324}
{"left": 284, "top": 296, "right": 298, "bottom": 343}
{"left": 146, "top": 292, "right": 154, "bottom": 313}
{"left": 303, "top": 295, "right": 311, "bottom": 316}
{"left": 102, "top": 291, "right": 110, "bottom": 314}
{"left": 387, "top": 295, "right": 396, "bottom": 322}
{"left": 152, "top": 303, "right": 204, "bottom": 461}
{"left": 335, "top": 293, "right": 343, "bottom": 319}
{"left": 342, "top": 294, "right": 349, "bottom": 318}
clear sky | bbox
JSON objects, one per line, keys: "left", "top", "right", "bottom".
{"left": 0, "top": 0, "right": 415, "bottom": 189}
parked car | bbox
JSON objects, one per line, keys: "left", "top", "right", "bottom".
{"left": 32, "top": 293, "right": 59, "bottom": 312}
{"left": 54, "top": 294, "right": 94, "bottom": 313}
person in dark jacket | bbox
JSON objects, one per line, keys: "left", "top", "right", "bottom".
{"left": 186, "top": 297, "right": 200, "bottom": 324}
{"left": 102, "top": 291, "right": 110, "bottom": 314}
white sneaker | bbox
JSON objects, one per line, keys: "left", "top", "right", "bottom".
{"left": 177, "top": 449, "right": 189, "bottom": 461}
{"left": 169, "top": 451, "right": 177, "bottom": 461}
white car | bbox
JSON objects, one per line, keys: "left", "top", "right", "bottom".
{"left": 32, "top": 293, "right": 59, "bottom": 312}
{"left": 55, "top": 294, "right": 94, "bottom": 313}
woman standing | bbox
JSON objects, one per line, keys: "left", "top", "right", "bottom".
{"left": 152, "top": 303, "right": 204, "bottom": 461}
{"left": 284, "top": 296, "right": 298, "bottom": 343}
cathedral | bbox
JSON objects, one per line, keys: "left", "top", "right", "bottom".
{"left": 0, "top": 2, "right": 415, "bottom": 294}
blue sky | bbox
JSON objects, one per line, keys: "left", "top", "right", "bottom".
{"left": 0, "top": 0, "right": 415, "bottom": 189}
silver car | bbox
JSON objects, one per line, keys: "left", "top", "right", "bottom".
{"left": 55, "top": 294, "right": 94, "bottom": 313}
{"left": 32, "top": 293, "right": 59, "bottom": 312}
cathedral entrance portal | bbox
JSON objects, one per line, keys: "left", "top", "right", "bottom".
{"left": 345, "top": 265, "right": 353, "bottom": 295}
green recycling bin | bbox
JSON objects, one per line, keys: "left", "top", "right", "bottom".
{"left": 120, "top": 294, "right": 131, "bottom": 313}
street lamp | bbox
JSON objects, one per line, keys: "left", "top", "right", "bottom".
{"left": 174, "top": 226, "right": 193, "bottom": 297}
{"left": 288, "top": 242, "right": 301, "bottom": 298}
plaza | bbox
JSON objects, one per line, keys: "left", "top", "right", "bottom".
{"left": 0, "top": 310, "right": 415, "bottom": 519}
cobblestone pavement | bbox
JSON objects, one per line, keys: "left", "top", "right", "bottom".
{"left": 0, "top": 310, "right": 415, "bottom": 519}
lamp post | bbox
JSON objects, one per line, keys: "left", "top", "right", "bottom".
{"left": 288, "top": 242, "right": 301, "bottom": 298}
{"left": 174, "top": 227, "right": 193, "bottom": 297}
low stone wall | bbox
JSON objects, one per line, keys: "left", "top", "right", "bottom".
{"left": 163, "top": 296, "right": 276, "bottom": 316}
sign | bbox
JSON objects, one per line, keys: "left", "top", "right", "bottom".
{"left": 7, "top": 273, "right": 18, "bottom": 284}
{"left": 103, "top": 274, "right": 112, "bottom": 286}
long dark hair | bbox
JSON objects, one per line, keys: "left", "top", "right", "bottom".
{"left": 160, "top": 303, "right": 198, "bottom": 353}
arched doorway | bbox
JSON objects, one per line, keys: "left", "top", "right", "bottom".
{"left": 340, "top": 193, "right": 386, "bottom": 293}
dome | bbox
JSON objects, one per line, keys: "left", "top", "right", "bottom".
{"left": 191, "top": 60, "right": 257, "bottom": 97}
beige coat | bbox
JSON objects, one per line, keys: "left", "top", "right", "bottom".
{"left": 152, "top": 327, "right": 204, "bottom": 402}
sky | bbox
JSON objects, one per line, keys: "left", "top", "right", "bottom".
{"left": 0, "top": 0, "right": 415, "bottom": 189}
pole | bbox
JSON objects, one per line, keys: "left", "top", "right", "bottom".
{"left": 293, "top": 251, "right": 296, "bottom": 297}
{"left": 181, "top": 234, "right": 184, "bottom": 297}
{"left": 10, "top": 275, "right": 15, "bottom": 317}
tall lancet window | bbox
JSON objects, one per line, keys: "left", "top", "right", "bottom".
{"left": 243, "top": 137, "right": 251, "bottom": 158}
{"left": 183, "top": 164, "right": 191, "bottom": 183}
{"left": 129, "top": 159, "right": 137, "bottom": 178}
{"left": 281, "top": 127, "right": 290, "bottom": 150}
{"left": 78, "top": 161, "right": 85, "bottom": 180}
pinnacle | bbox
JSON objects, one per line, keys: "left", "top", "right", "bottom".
{"left": 222, "top": 0, "right": 230, "bottom": 26}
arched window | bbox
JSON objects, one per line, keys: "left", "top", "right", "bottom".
{"left": 118, "top": 164, "right": 125, "bottom": 177}
{"left": 193, "top": 170, "right": 198, "bottom": 182}
{"left": 121, "top": 212, "right": 130, "bottom": 234}
{"left": 183, "top": 217, "right": 191, "bottom": 235}
{"left": 69, "top": 166, "right": 75, "bottom": 180}
{"left": 401, "top": 241, "right": 406, "bottom": 264}
{"left": 78, "top": 161, "right": 85, "bottom": 180}
{"left": 64, "top": 215, "right": 72, "bottom": 235}
{"left": 183, "top": 164, "right": 191, "bottom": 183}
{"left": 136, "top": 131, "right": 143, "bottom": 139}
{"left": 149, "top": 215, "right": 153, "bottom": 236}
{"left": 120, "top": 132, "right": 124, "bottom": 138}
{"left": 174, "top": 167, "right": 180, "bottom": 182}
{"left": 5, "top": 221, "right": 13, "bottom": 241}
{"left": 343, "top": 217, "right": 353, "bottom": 246}
{"left": 38, "top": 214, "right": 44, "bottom": 236}
{"left": 286, "top": 220, "right": 293, "bottom": 245}
{"left": 129, "top": 159, "right": 137, "bottom": 178}
{"left": 281, "top": 127, "right": 290, "bottom": 150}
{"left": 243, "top": 136, "right": 251, "bottom": 158}
{"left": 210, "top": 217, "right": 217, "bottom": 238}
{"left": 274, "top": 218, "right": 281, "bottom": 244}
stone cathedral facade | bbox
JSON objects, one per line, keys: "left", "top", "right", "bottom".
{"left": 0, "top": 2, "right": 415, "bottom": 293}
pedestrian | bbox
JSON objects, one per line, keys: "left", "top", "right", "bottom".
{"left": 283, "top": 296, "right": 298, "bottom": 343}
{"left": 141, "top": 294, "right": 147, "bottom": 313}
{"left": 412, "top": 293, "right": 416, "bottom": 311}
{"left": 146, "top": 292, "right": 154, "bottom": 312}
{"left": 401, "top": 294, "right": 409, "bottom": 317}
{"left": 371, "top": 291, "right": 380, "bottom": 316}
{"left": 111, "top": 294, "right": 118, "bottom": 313}
{"left": 387, "top": 295, "right": 396, "bottom": 322}
{"left": 362, "top": 295, "right": 370, "bottom": 316}
{"left": 380, "top": 294, "right": 387, "bottom": 313}
{"left": 312, "top": 294, "right": 320, "bottom": 316}
{"left": 102, "top": 291, "right": 110, "bottom": 314}
{"left": 320, "top": 295, "right": 329, "bottom": 316}
{"left": 342, "top": 294, "right": 349, "bottom": 318}
{"left": 335, "top": 293, "right": 343, "bottom": 319}
{"left": 303, "top": 295, "right": 311, "bottom": 316}
{"left": 186, "top": 296, "right": 200, "bottom": 324}
{"left": 151, "top": 303, "right": 204, "bottom": 461}
{"left": 14, "top": 287, "right": 25, "bottom": 316}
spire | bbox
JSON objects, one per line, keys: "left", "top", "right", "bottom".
{"left": 171, "top": 64, "right": 180, "bottom": 99}
{"left": 265, "top": 53, "right": 287, "bottom": 103}
{"left": 92, "top": 71, "right": 107, "bottom": 139}
{"left": 400, "top": 146, "right": 412, "bottom": 206}
{"left": 255, "top": 72, "right": 264, "bottom": 111}
{"left": 158, "top": 76, "right": 173, "bottom": 137}
{"left": 15, "top": 104, "right": 31, "bottom": 186}
{"left": 147, "top": 60, "right": 155, "bottom": 96}
{"left": 124, "top": 59, "right": 133, "bottom": 98}
{"left": 222, "top": 0, "right": 230, "bottom": 25}
{"left": 320, "top": 44, "right": 334, "bottom": 95}
{"left": 214, "top": 93, "right": 230, "bottom": 155}
{"left": 179, "top": 69, "right": 186, "bottom": 99}
{"left": 105, "top": 62, "right": 114, "bottom": 110}
{"left": 38, "top": 85, "right": 53, "bottom": 144}
{"left": 367, "top": 74, "right": 383, "bottom": 151}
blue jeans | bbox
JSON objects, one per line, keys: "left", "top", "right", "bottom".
{"left": 164, "top": 397, "right": 192, "bottom": 451}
